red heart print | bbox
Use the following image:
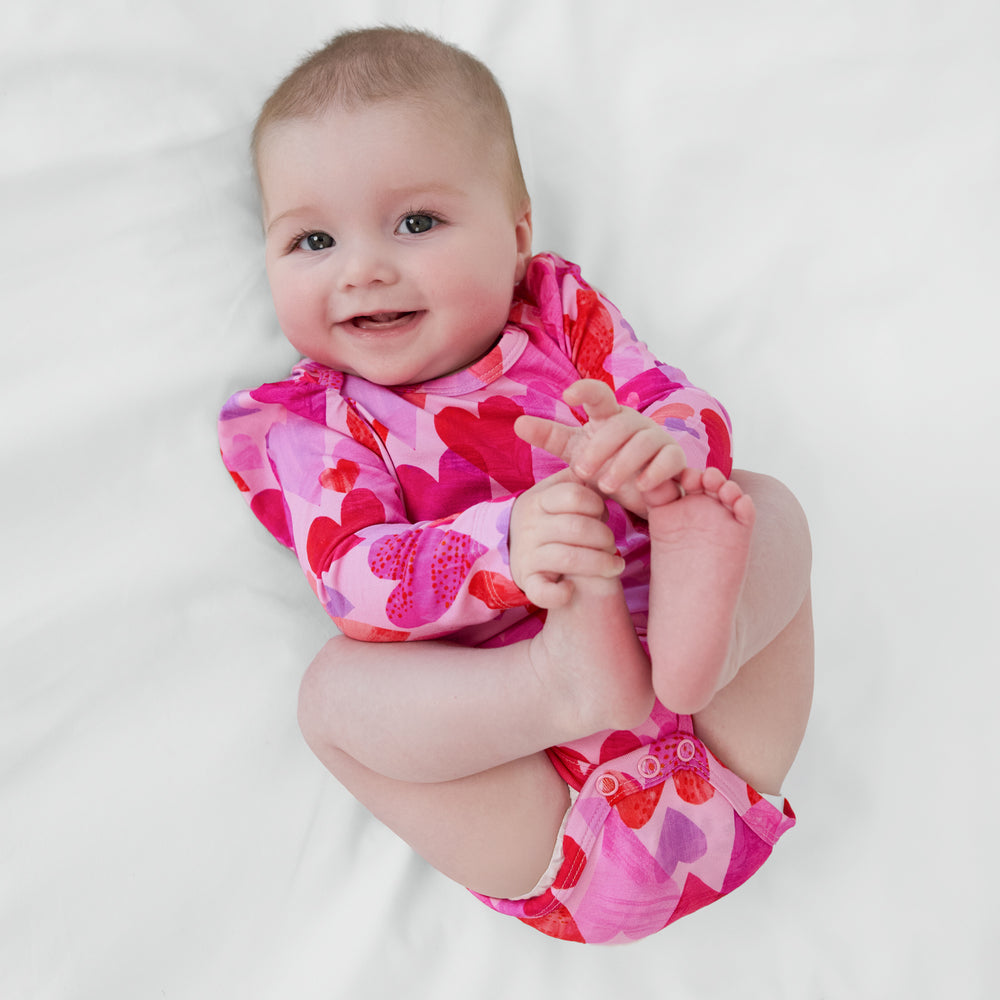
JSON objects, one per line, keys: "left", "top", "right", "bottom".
{"left": 567, "top": 287, "right": 615, "bottom": 388}
{"left": 319, "top": 459, "right": 360, "bottom": 492}
{"left": 434, "top": 397, "right": 535, "bottom": 495}
{"left": 306, "top": 488, "right": 384, "bottom": 575}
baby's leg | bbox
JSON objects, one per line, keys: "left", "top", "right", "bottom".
{"left": 302, "top": 734, "right": 571, "bottom": 899}
{"left": 694, "top": 585, "right": 813, "bottom": 794}
{"left": 646, "top": 465, "right": 756, "bottom": 714}
{"left": 648, "top": 469, "right": 812, "bottom": 711}
{"left": 300, "top": 637, "right": 576, "bottom": 785}
{"left": 299, "top": 587, "right": 649, "bottom": 788}
{"left": 648, "top": 469, "right": 813, "bottom": 791}
{"left": 298, "top": 635, "right": 577, "bottom": 897}
{"left": 297, "top": 569, "right": 650, "bottom": 898}
{"left": 694, "top": 470, "right": 813, "bottom": 793}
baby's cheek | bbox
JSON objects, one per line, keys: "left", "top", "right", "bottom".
{"left": 275, "top": 291, "right": 325, "bottom": 349}
{"left": 465, "top": 280, "right": 515, "bottom": 334}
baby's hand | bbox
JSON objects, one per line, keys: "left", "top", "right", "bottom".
{"left": 515, "top": 380, "right": 686, "bottom": 517}
{"left": 509, "top": 468, "right": 625, "bottom": 608}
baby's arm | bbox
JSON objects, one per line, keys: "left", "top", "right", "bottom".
{"left": 221, "top": 383, "right": 534, "bottom": 643}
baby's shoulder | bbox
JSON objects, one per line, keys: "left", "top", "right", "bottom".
{"left": 221, "top": 361, "right": 346, "bottom": 429}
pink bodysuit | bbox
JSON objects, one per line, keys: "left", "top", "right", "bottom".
{"left": 219, "top": 253, "right": 794, "bottom": 944}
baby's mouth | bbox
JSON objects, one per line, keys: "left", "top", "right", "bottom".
{"left": 351, "top": 311, "right": 417, "bottom": 330}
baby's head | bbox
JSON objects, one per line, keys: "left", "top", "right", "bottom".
{"left": 253, "top": 26, "right": 529, "bottom": 214}
{"left": 252, "top": 27, "right": 533, "bottom": 386}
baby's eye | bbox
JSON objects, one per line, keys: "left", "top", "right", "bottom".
{"left": 396, "top": 214, "right": 439, "bottom": 235}
{"left": 296, "top": 231, "right": 335, "bottom": 252}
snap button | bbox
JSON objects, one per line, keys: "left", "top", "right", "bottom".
{"left": 596, "top": 772, "right": 620, "bottom": 797}
{"left": 637, "top": 755, "right": 661, "bottom": 778}
{"left": 676, "top": 739, "right": 696, "bottom": 762}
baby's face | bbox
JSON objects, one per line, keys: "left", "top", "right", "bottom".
{"left": 258, "top": 99, "right": 532, "bottom": 386}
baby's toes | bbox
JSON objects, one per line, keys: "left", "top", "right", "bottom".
{"left": 716, "top": 477, "right": 744, "bottom": 510}
{"left": 677, "top": 466, "right": 707, "bottom": 495}
{"left": 730, "top": 491, "right": 756, "bottom": 528}
{"left": 699, "top": 466, "right": 728, "bottom": 495}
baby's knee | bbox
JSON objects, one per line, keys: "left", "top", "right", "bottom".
{"left": 738, "top": 471, "right": 811, "bottom": 545}
{"left": 296, "top": 635, "right": 351, "bottom": 750}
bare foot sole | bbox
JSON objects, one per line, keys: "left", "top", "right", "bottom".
{"left": 530, "top": 576, "right": 654, "bottom": 737}
{"left": 646, "top": 466, "right": 755, "bottom": 713}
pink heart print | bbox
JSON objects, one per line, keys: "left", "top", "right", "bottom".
{"left": 369, "top": 527, "right": 488, "bottom": 628}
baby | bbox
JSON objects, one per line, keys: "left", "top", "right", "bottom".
{"left": 220, "top": 26, "right": 813, "bottom": 944}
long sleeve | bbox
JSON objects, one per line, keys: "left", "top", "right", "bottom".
{"left": 219, "top": 370, "right": 531, "bottom": 643}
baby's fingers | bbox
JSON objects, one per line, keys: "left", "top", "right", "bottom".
{"left": 534, "top": 539, "right": 625, "bottom": 579}
{"left": 522, "top": 572, "right": 574, "bottom": 609}
{"left": 537, "top": 477, "right": 610, "bottom": 520}
{"left": 520, "top": 537, "right": 625, "bottom": 608}
{"left": 563, "top": 379, "right": 621, "bottom": 422}
{"left": 634, "top": 439, "right": 687, "bottom": 492}
{"left": 514, "top": 414, "right": 577, "bottom": 464}
{"left": 585, "top": 425, "right": 679, "bottom": 493}
{"left": 542, "top": 512, "right": 618, "bottom": 556}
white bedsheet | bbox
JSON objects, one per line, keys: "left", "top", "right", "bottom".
{"left": 3, "top": 1, "right": 997, "bottom": 997}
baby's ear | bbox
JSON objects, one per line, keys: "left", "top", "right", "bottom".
{"left": 513, "top": 205, "right": 533, "bottom": 282}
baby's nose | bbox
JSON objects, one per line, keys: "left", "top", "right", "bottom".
{"left": 336, "top": 239, "right": 399, "bottom": 290}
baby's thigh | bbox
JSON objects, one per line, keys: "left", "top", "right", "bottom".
{"left": 693, "top": 590, "right": 814, "bottom": 794}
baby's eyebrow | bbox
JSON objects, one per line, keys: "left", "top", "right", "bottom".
{"left": 265, "top": 207, "right": 313, "bottom": 235}
{"left": 264, "top": 182, "right": 467, "bottom": 236}
{"left": 382, "top": 180, "right": 461, "bottom": 200}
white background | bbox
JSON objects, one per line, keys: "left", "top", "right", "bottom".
{"left": 2, "top": 1, "right": 997, "bottom": 997}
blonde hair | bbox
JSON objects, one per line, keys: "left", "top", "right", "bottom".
{"left": 252, "top": 26, "right": 529, "bottom": 210}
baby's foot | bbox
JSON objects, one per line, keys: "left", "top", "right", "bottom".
{"left": 646, "top": 466, "right": 755, "bottom": 714}
{"left": 529, "top": 576, "right": 654, "bottom": 739}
